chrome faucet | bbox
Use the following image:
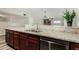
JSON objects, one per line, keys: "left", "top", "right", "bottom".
{"left": 36, "top": 24, "right": 39, "bottom": 32}
{"left": 37, "top": 24, "right": 38, "bottom": 30}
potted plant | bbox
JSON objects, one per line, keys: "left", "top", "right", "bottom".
{"left": 63, "top": 9, "right": 76, "bottom": 26}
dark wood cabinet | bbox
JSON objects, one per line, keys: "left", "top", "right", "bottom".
{"left": 19, "top": 33, "right": 28, "bottom": 50}
{"left": 13, "top": 31, "right": 20, "bottom": 49}
{"left": 28, "top": 35, "right": 40, "bottom": 50}
{"left": 69, "top": 42, "right": 79, "bottom": 50}
{"left": 6, "top": 30, "right": 14, "bottom": 47}
{"left": 5, "top": 29, "right": 40, "bottom": 50}
{"left": 6, "top": 29, "right": 79, "bottom": 50}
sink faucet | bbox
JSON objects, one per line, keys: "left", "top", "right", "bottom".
{"left": 36, "top": 24, "right": 39, "bottom": 31}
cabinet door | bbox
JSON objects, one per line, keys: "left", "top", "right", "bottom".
{"left": 70, "top": 42, "right": 79, "bottom": 50}
{"left": 9, "top": 32, "right": 14, "bottom": 46}
{"left": 19, "top": 33, "right": 28, "bottom": 50}
{"left": 6, "top": 30, "right": 13, "bottom": 46}
{"left": 13, "top": 32, "right": 20, "bottom": 49}
{"left": 28, "top": 35, "right": 40, "bottom": 50}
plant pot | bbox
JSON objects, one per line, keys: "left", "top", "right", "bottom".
{"left": 67, "top": 21, "right": 72, "bottom": 26}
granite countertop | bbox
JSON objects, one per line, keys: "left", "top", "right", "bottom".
{"left": 6, "top": 27, "right": 79, "bottom": 43}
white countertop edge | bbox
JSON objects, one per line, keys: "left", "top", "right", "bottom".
{"left": 6, "top": 28, "right": 79, "bottom": 43}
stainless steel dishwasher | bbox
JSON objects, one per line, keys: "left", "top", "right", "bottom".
{"left": 40, "top": 37, "right": 69, "bottom": 50}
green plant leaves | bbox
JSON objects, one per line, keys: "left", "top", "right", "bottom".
{"left": 63, "top": 9, "right": 76, "bottom": 22}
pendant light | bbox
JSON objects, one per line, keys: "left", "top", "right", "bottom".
{"left": 23, "top": 10, "right": 27, "bottom": 16}
{"left": 43, "top": 8, "right": 47, "bottom": 19}
{"left": 43, "top": 8, "right": 53, "bottom": 20}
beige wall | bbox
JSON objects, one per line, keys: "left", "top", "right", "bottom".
{"left": 0, "top": 14, "right": 28, "bottom": 35}
{"left": 0, "top": 8, "right": 79, "bottom": 35}
{"left": 27, "top": 8, "right": 79, "bottom": 27}
{"left": 0, "top": 8, "right": 78, "bottom": 27}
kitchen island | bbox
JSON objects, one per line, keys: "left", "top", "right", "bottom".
{"left": 5, "top": 27, "right": 79, "bottom": 50}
